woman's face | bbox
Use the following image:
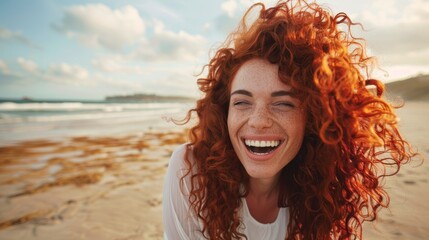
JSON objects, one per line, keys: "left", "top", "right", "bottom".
{"left": 227, "top": 58, "right": 306, "bottom": 182}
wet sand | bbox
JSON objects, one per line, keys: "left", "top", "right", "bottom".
{"left": 0, "top": 130, "right": 187, "bottom": 240}
{"left": 0, "top": 102, "right": 427, "bottom": 239}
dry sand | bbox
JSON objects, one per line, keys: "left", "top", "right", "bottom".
{"left": 0, "top": 101, "right": 428, "bottom": 240}
{"left": 363, "top": 101, "right": 429, "bottom": 239}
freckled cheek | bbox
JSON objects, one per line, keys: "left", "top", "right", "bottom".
{"left": 227, "top": 112, "right": 243, "bottom": 153}
{"left": 277, "top": 111, "right": 306, "bottom": 130}
{"left": 228, "top": 108, "right": 246, "bottom": 121}
{"left": 288, "top": 114, "right": 307, "bottom": 141}
{"left": 227, "top": 110, "right": 237, "bottom": 134}
{"left": 227, "top": 110, "right": 247, "bottom": 135}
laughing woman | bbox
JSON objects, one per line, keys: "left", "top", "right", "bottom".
{"left": 162, "top": 0, "right": 416, "bottom": 239}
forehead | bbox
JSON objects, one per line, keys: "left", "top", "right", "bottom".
{"left": 230, "top": 58, "right": 292, "bottom": 93}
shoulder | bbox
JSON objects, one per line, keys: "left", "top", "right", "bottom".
{"left": 164, "top": 143, "right": 193, "bottom": 197}
{"left": 171, "top": 143, "right": 189, "bottom": 160}
{"left": 163, "top": 143, "right": 205, "bottom": 238}
{"left": 166, "top": 143, "right": 197, "bottom": 182}
{"left": 168, "top": 143, "right": 192, "bottom": 171}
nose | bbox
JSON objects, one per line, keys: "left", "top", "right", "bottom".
{"left": 248, "top": 105, "right": 273, "bottom": 129}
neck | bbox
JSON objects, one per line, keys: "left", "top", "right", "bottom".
{"left": 245, "top": 175, "right": 281, "bottom": 223}
{"left": 248, "top": 175, "right": 279, "bottom": 199}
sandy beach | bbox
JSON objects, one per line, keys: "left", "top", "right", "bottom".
{"left": 362, "top": 101, "right": 429, "bottom": 239}
{"left": 0, "top": 101, "right": 428, "bottom": 240}
{"left": 0, "top": 129, "right": 187, "bottom": 240}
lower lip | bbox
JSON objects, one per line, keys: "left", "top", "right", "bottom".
{"left": 243, "top": 142, "right": 282, "bottom": 161}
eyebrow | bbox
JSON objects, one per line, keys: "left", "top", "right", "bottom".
{"left": 230, "top": 89, "right": 252, "bottom": 97}
{"left": 230, "top": 89, "right": 295, "bottom": 97}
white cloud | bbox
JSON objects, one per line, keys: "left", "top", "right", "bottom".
{"left": 45, "top": 63, "right": 90, "bottom": 86}
{"left": 159, "top": 72, "right": 199, "bottom": 97}
{"left": 137, "top": 1, "right": 182, "bottom": 21}
{"left": 90, "top": 53, "right": 203, "bottom": 95}
{"left": 203, "top": 22, "right": 212, "bottom": 32}
{"left": 134, "top": 20, "right": 207, "bottom": 62}
{"left": 214, "top": 0, "right": 276, "bottom": 35}
{"left": 406, "top": 0, "right": 429, "bottom": 22}
{"left": 365, "top": 23, "right": 429, "bottom": 56}
{"left": 222, "top": 0, "right": 238, "bottom": 17}
{"left": 240, "top": 0, "right": 255, "bottom": 6}
{"left": 55, "top": 4, "right": 145, "bottom": 51}
{"left": 361, "top": 0, "right": 398, "bottom": 26}
{"left": 92, "top": 73, "right": 145, "bottom": 90}
{"left": 372, "top": 64, "right": 429, "bottom": 83}
{"left": 42, "top": 62, "right": 145, "bottom": 91}
{"left": 17, "top": 58, "right": 38, "bottom": 74}
{"left": 0, "top": 27, "right": 38, "bottom": 48}
{"left": 91, "top": 55, "right": 149, "bottom": 74}
{"left": 92, "top": 56, "right": 126, "bottom": 73}
{"left": 0, "top": 59, "right": 11, "bottom": 75}
{"left": 55, "top": 4, "right": 207, "bottom": 63}
{"left": 361, "top": 0, "right": 429, "bottom": 27}
{"left": 355, "top": 0, "right": 429, "bottom": 68}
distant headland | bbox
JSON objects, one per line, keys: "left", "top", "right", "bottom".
{"left": 385, "top": 74, "right": 429, "bottom": 101}
{"left": 105, "top": 93, "right": 195, "bottom": 102}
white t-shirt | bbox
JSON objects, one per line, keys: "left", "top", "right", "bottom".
{"left": 163, "top": 144, "right": 289, "bottom": 239}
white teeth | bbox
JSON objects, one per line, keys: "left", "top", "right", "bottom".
{"left": 244, "top": 139, "right": 280, "bottom": 147}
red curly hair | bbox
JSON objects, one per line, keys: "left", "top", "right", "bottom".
{"left": 180, "top": 0, "right": 416, "bottom": 239}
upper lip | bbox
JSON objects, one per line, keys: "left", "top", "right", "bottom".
{"left": 241, "top": 135, "right": 284, "bottom": 141}
{"left": 241, "top": 136, "right": 285, "bottom": 148}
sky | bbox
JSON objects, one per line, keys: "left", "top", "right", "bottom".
{"left": 0, "top": 0, "right": 428, "bottom": 100}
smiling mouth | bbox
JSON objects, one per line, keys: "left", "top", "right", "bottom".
{"left": 243, "top": 139, "right": 282, "bottom": 155}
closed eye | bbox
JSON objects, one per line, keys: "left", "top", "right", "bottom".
{"left": 272, "top": 101, "right": 295, "bottom": 108}
{"left": 231, "top": 100, "right": 252, "bottom": 110}
{"left": 233, "top": 100, "right": 251, "bottom": 106}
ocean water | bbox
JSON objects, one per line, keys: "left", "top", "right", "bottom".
{"left": 0, "top": 99, "right": 194, "bottom": 146}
